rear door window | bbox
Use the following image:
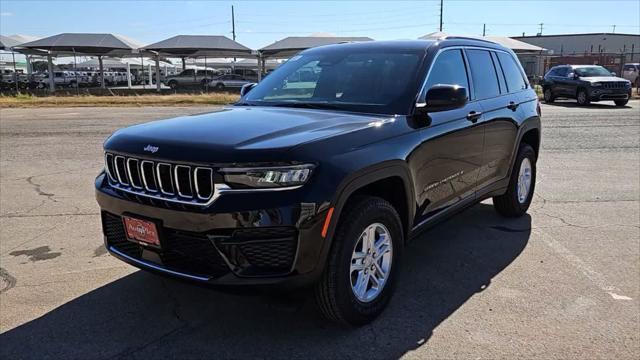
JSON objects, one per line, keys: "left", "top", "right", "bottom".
{"left": 491, "top": 51, "right": 508, "bottom": 94}
{"left": 496, "top": 52, "right": 527, "bottom": 92}
{"left": 466, "top": 49, "right": 500, "bottom": 100}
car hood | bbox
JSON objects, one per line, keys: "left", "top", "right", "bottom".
{"left": 582, "top": 76, "right": 630, "bottom": 83}
{"left": 104, "top": 106, "right": 398, "bottom": 163}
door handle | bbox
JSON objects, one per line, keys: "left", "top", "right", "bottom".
{"left": 466, "top": 111, "right": 482, "bottom": 122}
{"left": 507, "top": 101, "right": 519, "bottom": 111}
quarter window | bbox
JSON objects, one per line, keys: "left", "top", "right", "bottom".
{"left": 424, "top": 49, "right": 469, "bottom": 93}
{"left": 466, "top": 49, "right": 500, "bottom": 100}
{"left": 496, "top": 52, "right": 527, "bottom": 92}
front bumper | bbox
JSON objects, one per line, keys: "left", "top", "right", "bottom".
{"left": 590, "top": 88, "right": 632, "bottom": 101}
{"left": 96, "top": 173, "right": 330, "bottom": 288}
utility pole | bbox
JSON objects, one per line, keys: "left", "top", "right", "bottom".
{"left": 538, "top": 22, "right": 543, "bottom": 36}
{"left": 612, "top": 24, "right": 616, "bottom": 33}
{"left": 231, "top": 5, "right": 236, "bottom": 41}
{"left": 439, "top": 0, "right": 443, "bottom": 32}
{"left": 482, "top": 24, "right": 486, "bottom": 36}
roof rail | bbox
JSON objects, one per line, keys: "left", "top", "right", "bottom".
{"left": 440, "top": 36, "right": 499, "bottom": 45}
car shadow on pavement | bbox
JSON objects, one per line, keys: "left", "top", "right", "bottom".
{"left": 0, "top": 203, "right": 531, "bottom": 359}
{"left": 543, "top": 100, "right": 631, "bottom": 109}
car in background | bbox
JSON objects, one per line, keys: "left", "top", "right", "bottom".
{"left": 163, "top": 69, "right": 219, "bottom": 89}
{"left": 542, "top": 65, "right": 632, "bottom": 106}
{"left": 37, "top": 71, "right": 78, "bottom": 88}
{"left": 622, "top": 63, "right": 639, "bottom": 87}
{"left": 208, "top": 74, "right": 252, "bottom": 90}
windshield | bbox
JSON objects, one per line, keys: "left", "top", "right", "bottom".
{"left": 574, "top": 66, "right": 613, "bottom": 77}
{"left": 241, "top": 49, "right": 423, "bottom": 114}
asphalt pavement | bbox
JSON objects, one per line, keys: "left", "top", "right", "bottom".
{"left": 0, "top": 100, "right": 638, "bottom": 359}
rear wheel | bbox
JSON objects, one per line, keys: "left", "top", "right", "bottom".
{"left": 168, "top": 80, "right": 178, "bottom": 89}
{"left": 315, "top": 196, "right": 402, "bottom": 326}
{"left": 576, "top": 89, "right": 590, "bottom": 106}
{"left": 215, "top": 83, "right": 225, "bottom": 91}
{"left": 493, "top": 143, "right": 536, "bottom": 217}
{"left": 614, "top": 99, "right": 628, "bottom": 107}
{"left": 543, "top": 88, "right": 555, "bottom": 103}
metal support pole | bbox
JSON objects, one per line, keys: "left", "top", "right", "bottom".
{"left": 47, "top": 54, "right": 55, "bottom": 92}
{"left": 73, "top": 49, "right": 79, "bottom": 95}
{"left": 141, "top": 55, "right": 145, "bottom": 89}
{"left": 204, "top": 56, "right": 208, "bottom": 92}
{"left": 182, "top": 57, "right": 186, "bottom": 71}
{"left": 11, "top": 51, "right": 19, "bottom": 93}
{"left": 148, "top": 63, "right": 153, "bottom": 87}
{"left": 127, "top": 62, "right": 132, "bottom": 88}
{"left": 155, "top": 56, "right": 161, "bottom": 92}
{"left": 98, "top": 56, "right": 105, "bottom": 89}
{"left": 257, "top": 53, "right": 262, "bottom": 82}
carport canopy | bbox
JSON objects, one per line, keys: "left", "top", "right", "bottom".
{"left": 143, "top": 35, "right": 252, "bottom": 58}
{"left": 0, "top": 35, "right": 21, "bottom": 50}
{"left": 15, "top": 33, "right": 143, "bottom": 56}
{"left": 418, "top": 32, "right": 546, "bottom": 53}
{"left": 259, "top": 36, "right": 374, "bottom": 59}
{"left": 14, "top": 33, "right": 146, "bottom": 90}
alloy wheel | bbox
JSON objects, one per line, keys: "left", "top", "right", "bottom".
{"left": 350, "top": 222, "right": 393, "bottom": 303}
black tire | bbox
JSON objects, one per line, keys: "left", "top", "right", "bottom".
{"left": 215, "top": 83, "right": 225, "bottom": 91}
{"left": 315, "top": 196, "right": 403, "bottom": 326}
{"left": 168, "top": 80, "right": 178, "bottom": 89}
{"left": 614, "top": 99, "right": 628, "bottom": 107}
{"left": 543, "top": 88, "right": 555, "bottom": 103}
{"left": 576, "top": 88, "right": 590, "bottom": 106}
{"left": 493, "top": 143, "right": 536, "bottom": 218}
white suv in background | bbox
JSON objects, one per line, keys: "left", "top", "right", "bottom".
{"left": 622, "top": 63, "right": 639, "bottom": 87}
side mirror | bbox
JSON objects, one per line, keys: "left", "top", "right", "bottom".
{"left": 611, "top": 72, "right": 617, "bottom": 76}
{"left": 419, "top": 84, "right": 468, "bottom": 113}
{"left": 240, "top": 82, "right": 257, "bottom": 97}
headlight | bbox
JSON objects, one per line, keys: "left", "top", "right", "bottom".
{"left": 591, "top": 82, "right": 602, "bottom": 87}
{"left": 220, "top": 164, "right": 314, "bottom": 189}
{"left": 625, "top": 81, "right": 632, "bottom": 87}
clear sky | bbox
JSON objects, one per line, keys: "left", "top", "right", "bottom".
{"left": 1, "top": 0, "right": 639, "bottom": 49}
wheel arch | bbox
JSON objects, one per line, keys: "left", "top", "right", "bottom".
{"left": 326, "top": 161, "right": 415, "bottom": 244}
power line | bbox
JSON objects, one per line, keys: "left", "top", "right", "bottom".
{"left": 237, "top": 22, "right": 439, "bottom": 35}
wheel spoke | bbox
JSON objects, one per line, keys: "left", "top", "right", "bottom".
{"left": 374, "top": 261, "right": 386, "bottom": 281}
{"left": 351, "top": 251, "right": 366, "bottom": 261}
{"left": 350, "top": 261, "right": 365, "bottom": 273}
{"left": 353, "top": 272, "right": 370, "bottom": 298}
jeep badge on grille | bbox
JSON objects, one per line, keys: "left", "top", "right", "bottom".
{"left": 144, "top": 144, "right": 159, "bottom": 153}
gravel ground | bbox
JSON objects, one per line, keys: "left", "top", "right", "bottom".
{"left": 0, "top": 101, "right": 638, "bottom": 359}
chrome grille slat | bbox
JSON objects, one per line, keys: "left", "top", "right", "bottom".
{"left": 140, "top": 160, "right": 158, "bottom": 192}
{"left": 103, "top": 152, "right": 216, "bottom": 206}
{"left": 126, "top": 158, "right": 143, "bottom": 189}
{"left": 174, "top": 165, "right": 193, "bottom": 198}
{"left": 114, "top": 156, "right": 129, "bottom": 185}
{"left": 157, "top": 163, "right": 175, "bottom": 195}
{"left": 194, "top": 167, "right": 214, "bottom": 200}
{"left": 105, "top": 153, "right": 117, "bottom": 182}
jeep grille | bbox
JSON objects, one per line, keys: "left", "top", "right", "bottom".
{"left": 104, "top": 153, "right": 217, "bottom": 205}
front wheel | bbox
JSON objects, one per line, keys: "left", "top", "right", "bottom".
{"left": 543, "top": 88, "right": 555, "bottom": 103}
{"left": 493, "top": 143, "right": 536, "bottom": 217}
{"left": 614, "top": 99, "right": 628, "bottom": 107}
{"left": 215, "top": 83, "right": 225, "bottom": 91}
{"left": 576, "top": 89, "right": 590, "bottom": 106}
{"left": 315, "top": 196, "right": 402, "bottom": 326}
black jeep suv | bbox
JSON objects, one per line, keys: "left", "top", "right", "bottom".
{"left": 542, "top": 65, "right": 632, "bottom": 106}
{"left": 96, "top": 38, "right": 541, "bottom": 325}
